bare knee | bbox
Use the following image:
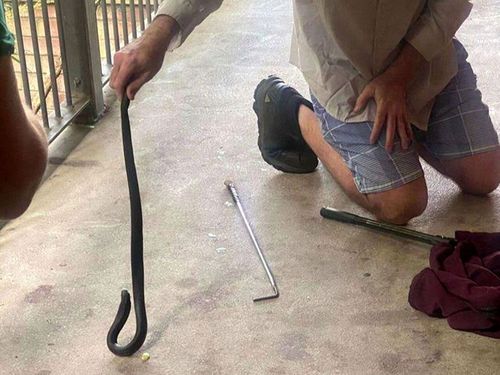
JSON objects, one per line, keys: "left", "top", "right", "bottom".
{"left": 457, "top": 169, "right": 500, "bottom": 196}
{"left": 444, "top": 150, "right": 500, "bottom": 196}
{"left": 376, "top": 198, "right": 428, "bottom": 225}
{"left": 459, "top": 179, "right": 499, "bottom": 196}
{"left": 369, "top": 178, "right": 428, "bottom": 225}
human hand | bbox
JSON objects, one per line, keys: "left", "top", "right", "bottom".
{"left": 109, "top": 15, "right": 179, "bottom": 100}
{"left": 354, "top": 71, "right": 413, "bottom": 152}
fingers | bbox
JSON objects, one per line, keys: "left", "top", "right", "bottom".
{"left": 357, "top": 77, "right": 412, "bottom": 153}
{"left": 110, "top": 49, "right": 145, "bottom": 100}
{"left": 109, "top": 44, "right": 161, "bottom": 101}
{"left": 397, "top": 115, "right": 411, "bottom": 150}
{"left": 126, "top": 72, "right": 149, "bottom": 100}
{"left": 371, "top": 107, "right": 412, "bottom": 153}
{"left": 112, "top": 57, "right": 137, "bottom": 101}
{"left": 385, "top": 115, "right": 396, "bottom": 152}
{"left": 370, "top": 105, "right": 386, "bottom": 145}
{"left": 354, "top": 84, "right": 374, "bottom": 113}
{"left": 358, "top": 83, "right": 396, "bottom": 150}
{"left": 109, "top": 55, "right": 121, "bottom": 95}
{"left": 404, "top": 112, "right": 414, "bottom": 141}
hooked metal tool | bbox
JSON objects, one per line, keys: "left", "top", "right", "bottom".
{"left": 225, "top": 180, "right": 279, "bottom": 301}
{"left": 320, "top": 207, "right": 454, "bottom": 245}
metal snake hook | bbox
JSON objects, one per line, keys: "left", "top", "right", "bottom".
{"left": 107, "top": 96, "right": 148, "bottom": 356}
{"left": 224, "top": 180, "right": 279, "bottom": 301}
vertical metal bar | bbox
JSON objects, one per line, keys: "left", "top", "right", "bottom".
{"left": 153, "top": 0, "right": 158, "bottom": 12}
{"left": 120, "top": 0, "right": 129, "bottom": 45}
{"left": 101, "top": 0, "right": 112, "bottom": 64}
{"left": 137, "top": 0, "right": 145, "bottom": 31}
{"left": 110, "top": 0, "right": 120, "bottom": 52}
{"left": 56, "top": 0, "right": 104, "bottom": 123}
{"left": 27, "top": 0, "right": 49, "bottom": 127}
{"left": 129, "top": 0, "right": 137, "bottom": 39}
{"left": 11, "top": 0, "right": 32, "bottom": 108}
{"left": 54, "top": 0, "right": 73, "bottom": 106}
{"left": 84, "top": 0, "right": 107, "bottom": 122}
{"left": 145, "top": 0, "right": 151, "bottom": 24}
{"left": 41, "top": 0, "right": 61, "bottom": 118}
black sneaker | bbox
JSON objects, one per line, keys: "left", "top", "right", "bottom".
{"left": 253, "top": 75, "right": 318, "bottom": 174}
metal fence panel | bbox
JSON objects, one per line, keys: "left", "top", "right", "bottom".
{"left": 5, "top": 0, "right": 159, "bottom": 142}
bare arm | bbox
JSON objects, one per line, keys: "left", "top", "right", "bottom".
{"left": 0, "top": 56, "right": 48, "bottom": 219}
{"left": 110, "top": 15, "right": 180, "bottom": 100}
{"left": 110, "top": 0, "right": 224, "bottom": 99}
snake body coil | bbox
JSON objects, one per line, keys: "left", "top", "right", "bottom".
{"left": 107, "top": 97, "right": 148, "bottom": 356}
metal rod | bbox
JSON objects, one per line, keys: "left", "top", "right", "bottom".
{"left": 320, "top": 207, "right": 454, "bottom": 245}
{"left": 12, "top": 0, "right": 32, "bottom": 108}
{"left": 224, "top": 180, "right": 279, "bottom": 302}
{"left": 27, "top": 0, "right": 49, "bottom": 127}
{"left": 101, "top": 0, "right": 113, "bottom": 65}
{"left": 54, "top": 0, "right": 72, "bottom": 106}
{"left": 120, "top": 0, "right": 129, "bottom": 45}
{"left": 41, "top": 0, "right": 61, "bottom": 118}
{"left": 110, "top": 0, "right": 120, "bottom": 52}
{"left": 129, "top": 0, "right": 137, "bottom": 39}
{"left": 137, "top": 0, "right": 145, "bottom": 31}
{"left": 145, "top": 0, "right": 151, "bottom": 25}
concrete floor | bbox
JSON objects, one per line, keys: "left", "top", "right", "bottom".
{"left": 1, "top": 1, "right": 499, "bottom": 374}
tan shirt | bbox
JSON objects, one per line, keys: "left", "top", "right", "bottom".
{"left": 157, "top": 0, "right": 473, "bottom": 129}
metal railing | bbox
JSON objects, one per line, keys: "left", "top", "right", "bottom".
{"left": 98, "top": 0, "right": 159, "bottom": 79}
{"left": 4, "top": 0, "right": 160, "bottom": 142}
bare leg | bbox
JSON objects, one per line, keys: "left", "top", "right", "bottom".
{"left": 418, "top": 146, "right": 500, "bottom": 195}
{"left": 298, "top": 105, "right": 427, "bottom": 224}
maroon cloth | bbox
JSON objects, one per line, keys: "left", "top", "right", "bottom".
{"left": 408, "top": 231, "right": 500, "bottom": 338}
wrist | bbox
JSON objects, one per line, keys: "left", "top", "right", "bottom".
{"left": 383, "top": 65, "right": 413, "bottom": 88}
{"left": 385, "top": 42, "right": 425, "bottom": 88}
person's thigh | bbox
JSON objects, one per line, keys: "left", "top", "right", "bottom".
{"left": 415, "top": 39, "right": 500, "bottom": 193}
{"left": 312, "top": 96, "right": 424, "bottom": 195}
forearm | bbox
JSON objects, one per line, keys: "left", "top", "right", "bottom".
{"left": 0, "top": 57, "right": 48, "bottom": 219}
{"left": 0, "top": 111, "right": 48, "bottom": 219}
{"left": 110, "top": 1, "right": 222, "bottom": 99}
{"left": 156, "top": 0, "right": 223, "bottom": 47}
{"left": 0, "top": 122, "right": 48, "bottom": 219}
{"left": 143, "top": 15, "right": 180, "bottom": 54}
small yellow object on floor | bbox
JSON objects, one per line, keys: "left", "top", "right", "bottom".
{"left": 141, "top": 353, "right": 150, "bottom": 362}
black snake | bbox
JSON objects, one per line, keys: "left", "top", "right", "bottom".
{"left": 107, "top": 96, "right": 148, "bottom": 356}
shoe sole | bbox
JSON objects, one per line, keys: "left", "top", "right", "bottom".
{"left": 253, "top": 75, "right": 282, "bottom": 150}
{"left": 262, "top": 149, "right": 319, "bottom": 174}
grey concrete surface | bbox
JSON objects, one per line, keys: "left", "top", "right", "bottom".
{"left": 1, "top": 1, "right": 499, "bottom": 374}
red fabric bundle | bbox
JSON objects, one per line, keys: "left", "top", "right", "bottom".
{"left": 408, "top": 231, "right": 500, "bottom": 338}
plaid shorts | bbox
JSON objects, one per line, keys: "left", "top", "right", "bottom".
{"left": 313, "top": 40, "right": 499, "bottom": 194}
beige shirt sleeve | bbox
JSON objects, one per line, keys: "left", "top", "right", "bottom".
{"left": 405, "top": 0, "right": 473, "bottom": 61}
{"left": 156, "top": 0, "right": 223, "bottom": 49}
